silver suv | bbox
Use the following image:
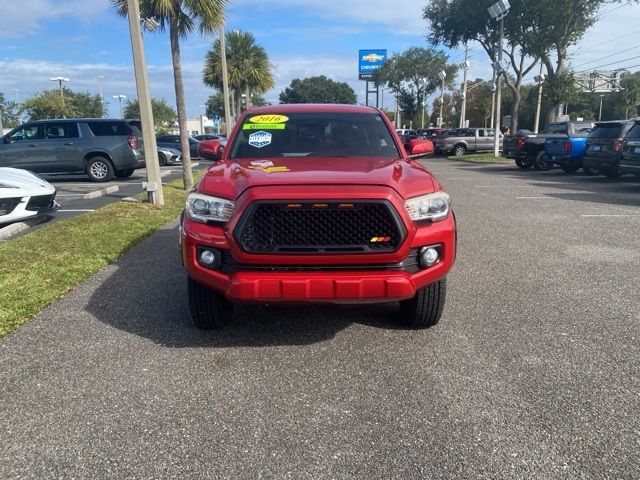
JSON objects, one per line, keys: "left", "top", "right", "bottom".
{"left": 0, "top": 118, "right": 145, "bottom": 182}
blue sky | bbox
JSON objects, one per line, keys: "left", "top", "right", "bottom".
{"left": 1, "top": 0, "right": 639, "bottom": 119}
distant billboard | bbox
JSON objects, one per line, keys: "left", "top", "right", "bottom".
{"left": 359, "top": 49, "right": 387, "bottom": 80}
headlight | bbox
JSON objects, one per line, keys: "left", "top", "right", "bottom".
{"left": 186, "top": 192, "right": 234, "bottom": 223}
{"left": 404, "top": 191, "right": 450, "bottom": 222}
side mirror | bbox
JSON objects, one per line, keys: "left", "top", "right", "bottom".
{"left": 408, "top": 139, "right": 434, "bottom": 157}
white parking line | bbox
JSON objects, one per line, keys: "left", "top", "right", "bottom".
{"left": 55, "top": 194, "right": 86, "bottom": 197}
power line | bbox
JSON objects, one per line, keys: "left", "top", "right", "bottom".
{"left": 572, "top": 43, "right": 640, "bottom": 69}
{"left": 577, "top": 54, "right": 640, "bottom": 73}
{"left": 596, "top": 4, "right": 625, "bottom": 19}
{"left": 574, "top": 29, "right": 640, "bottom": 52}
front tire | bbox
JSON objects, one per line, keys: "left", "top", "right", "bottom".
{"left": 603, "top": 168, "right": 621, "bottom": 179}
{"left": 158, "top": 153, "right": 167, "bottom": 166}
{"left": 86, "top": 156, "right": 114, "bottom": 182}
{"left": 534, "top": 152, "right": 552, "bottom": 171}
{"left": 399, "top": 279, "right": 447, "bottom": 329}
{"left": 187, "top": 277, "right": 234, "bottom": 329}
{"left": 115, "top": 168, "right": 135, "bottom": 178}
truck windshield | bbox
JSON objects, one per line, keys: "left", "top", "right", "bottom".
{"left": 229, "top": 112, "right": 400, "bottom": 159}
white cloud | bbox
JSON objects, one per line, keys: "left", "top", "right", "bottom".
{"left": 0, "top": 0, "right": 109, "bottom": 38}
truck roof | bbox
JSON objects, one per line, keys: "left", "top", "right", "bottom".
{"left": 245, "top": 104, "right": 380, "bottom": 114}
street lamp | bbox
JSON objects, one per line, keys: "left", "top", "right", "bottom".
{"left": 533, "top": 66, "right": 546, "bottom": 134}
{"left": 113, "top": 94, "right": 127, "bottom": 118}
{"left": 420, "top": 78, "right": 428, "bottom": 129}
{"left": 437, "top": 71, "right": 447, "bottom": 128}
{"left": 599, "top": 94, "right": 605, "bottom": 121}
{"left": 50, "top": 76, "right": 70, "bottom": 98}
{"left": 488, "top": 0, "right": 510, "bottom": 156}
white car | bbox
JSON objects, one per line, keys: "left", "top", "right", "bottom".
{"left": 0, "top": 168, "right": 59, "bottom": 225}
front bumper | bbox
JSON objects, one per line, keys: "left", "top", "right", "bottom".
{"left": 0, "top": 196, "right": 59, "bottom": 225}
{"left": 182, "top": 209, "right": 456, "bottom": 304}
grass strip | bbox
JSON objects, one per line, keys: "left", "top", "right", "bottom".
{"left": 447, "top": 153, "right": 511, "bottom": 164}
{"left": 0, "top": 174, "right": 200, "bottom": 339}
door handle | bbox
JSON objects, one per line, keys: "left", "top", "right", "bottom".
{"left": 64, "top": 142, "right": 74, "bottom": 145}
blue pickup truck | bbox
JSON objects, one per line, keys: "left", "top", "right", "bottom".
{"left": 543, "top": 122, "right": 594, "bottom": 173}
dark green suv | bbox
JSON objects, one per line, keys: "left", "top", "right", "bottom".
{"left": 0, "top": 118, "right": 145, "bottom": 182}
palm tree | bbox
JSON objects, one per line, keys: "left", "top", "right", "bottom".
{"left": 111, "top": 0, "right": 226, "bottom": 190}
{"left": 203, "top": 30, "right": 274, "bottom": 118}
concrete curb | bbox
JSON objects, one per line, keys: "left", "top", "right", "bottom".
{"left": 0, "top": 216, "right": 48, "bottom": 241}
{"left": 83, "top": 185, "right": 119, "bottom": 199}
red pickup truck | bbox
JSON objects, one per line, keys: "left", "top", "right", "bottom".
{"left": 180, "top": 104, "right": 456, "bottom": 330}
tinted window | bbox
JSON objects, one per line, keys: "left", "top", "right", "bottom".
{"left": 230, "top": 112, "right": 400, "bottom": 159}
{"left": 87, "top": 121, "right": 132, "bottom": 136}
{"left": 589, "top": 124, "right": 624, "bottom": 139}
{"left": 626, "top": 123, "right": 640, "bottom": 139}
{"left": 8, "top": 124, "right": 42, "bottom": 142}
{"left": 157, "top": 135, "right": 180, "bottom": 144}
{"left": 548, "top": 124, "right": 567, "bottom": 134}
{"left": 44, "top": 122, "right": 78, "bottom": 139}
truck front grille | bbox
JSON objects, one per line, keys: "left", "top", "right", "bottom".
{"left": 235, "top": 201, "right": 406, "bottom": 254}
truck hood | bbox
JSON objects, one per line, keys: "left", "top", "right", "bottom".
{"left": 198, "top": 157, "right": 439, "bottom": 200}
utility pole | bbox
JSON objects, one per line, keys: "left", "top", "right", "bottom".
{"left": 219, "top": 24, "right": 232, "bottom": 135}
{"left": 599, "top": 95, "right": 604, "bottom": 121}
{"left": 533, "top": 63, "right": 545, "bottom": 134}
{"left": 488, "top": 0, "right": 510, "bottom": 157}
{"left": 490, "top": 69, "right": 496, "bottom": 129}
{"left": 125, "top": 0, "right": 164, "bottom": 206}
{"left": 459, "top": 44, "right": 470, "bottom": 128}
{"left": 437, "top": 71, "right": 447, "bottom": 128}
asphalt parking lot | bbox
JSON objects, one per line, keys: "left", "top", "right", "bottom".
{"left": 1, "top": 158, "right": 639, "bottom": 478}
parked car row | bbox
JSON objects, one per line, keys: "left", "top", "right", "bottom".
{"left": 0, "top": 118, "right": 226, "bottom": 182}
{"left": 503, "top": 119, "right": 640, "bottom": 178}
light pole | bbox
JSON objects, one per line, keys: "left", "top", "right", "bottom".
{"left": 533, "top": 64, "right": 545, "bottom": 134}
{"left": 113, "top": 95, "right": 127, "bottom": 118}
{"left": 437, "top": 71, "right": 447, "bottom": 128}
{"left": 459, "top": 45, "right": 470, "bottom": 128}
{"left": 50, "top": 76, "right": 70, "bottom": 98}
{"left": 98, "top": 75, "right": 105, "bottom": 117}
{"left": 599, "top": 95, "right": 605, "bottom": 121}
{"left": 124, "top": 0, "right": 164, "bottom": 205}
{"left": 420, "top": 78, "right": 428, "bottom": 129}
{"left": 488, "top": 0, "right": 510, "bottom": 157}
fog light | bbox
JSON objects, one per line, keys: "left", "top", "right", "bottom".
{"left": 198, "top": 248, "right": 221, "bottom": 269}
{"left": 420, "top": 246, "right": 440, "bottom": 268}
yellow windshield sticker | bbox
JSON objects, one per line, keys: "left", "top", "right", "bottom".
{"left": 249, "top": 114, "right": 289, "bottom": 124}
{"left": 243, "top": 123, "right": 286, "bottom": 130}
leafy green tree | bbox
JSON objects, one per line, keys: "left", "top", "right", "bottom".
{"left": 0, "top": 92, "right": 22, "bottom": 129}
{"left": 123, "top": 97, "right": 177, "bottom": 134}
{"left": 279, "top": 76, "right": 357, "bottom": 104}
{"left": 620, "top": 72, "right": 640, "bottom": 118}
{"left": 112, "top": 0, "right": 227, "bottom": 190}
{"left": 21, "top": 88, "right": 104, "bottom": 120}
{"left": 424, "top": 0, "right": 539, "bottom": 131}
{"left": 205, "top": 92, "right": 225, "bottom": 118}
{"left": 373, "top": 47, "right": 457, "bottom": 127}
{"left": 203, "top": 30, "right": 274, "bottom": 117}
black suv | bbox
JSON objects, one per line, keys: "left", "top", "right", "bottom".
{"left": 620, "top": 120, "right": 640, "bottom": 177}
{"left": 0, "top": 119, "right": 144, "bottom": 182}
{"left": 583, "top": 120, "right": 635, "bottom": 178}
